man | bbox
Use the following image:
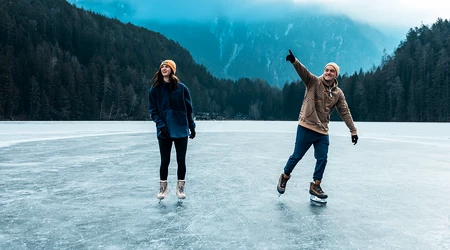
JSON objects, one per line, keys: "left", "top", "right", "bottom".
{"left": 277, "top": 49, "right": 358, "bottom": 200}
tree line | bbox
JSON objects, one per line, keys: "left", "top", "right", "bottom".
{"left": 338, "top": 18, "right": 450, "bottom": 122}
{"left": 0, "top": 0, "right": 449, "bottom": 122}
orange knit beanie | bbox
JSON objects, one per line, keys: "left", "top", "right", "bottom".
{"left": 160, "top": 60, "right": 176, "bottom": 74}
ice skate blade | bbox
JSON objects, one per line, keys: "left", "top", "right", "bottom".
{"left": 157, "top": 196, "right": 166, "bottom": 203}
{"left": 310, "top": 195, "right": 327, "bottom": 204}
{"left": 178, "top": 199, "right": 184, "bottom": 204}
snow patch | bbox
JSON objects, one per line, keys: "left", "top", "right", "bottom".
{"left": 284, "top": 23, "right": 293, "bottom": 36}
{"left": 224, "top": 44, "right": 243, "bottom": 74}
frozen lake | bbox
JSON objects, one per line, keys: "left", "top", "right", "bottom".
{"left": 1, "top": 121, "right": 449, "bottom": 249}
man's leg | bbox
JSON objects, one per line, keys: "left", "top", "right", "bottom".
{"left": 283, "top": 125, "right": 314, "bottom": 175}
{"left": 278, "top": 125, "right": 314, "bottom": 194}
{"left": 309, "top": 134, "right": 329, "bottom": 199}
{"left": 312, "top": 134, "right": 329, "bottom": 181}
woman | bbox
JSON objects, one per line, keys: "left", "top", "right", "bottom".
{"left": 148, "top": 59, "right": 196, "bottom": 201}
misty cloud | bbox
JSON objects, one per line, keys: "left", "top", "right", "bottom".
{"left": 73, "top": 0, "right": 323, "bottom": 22}
{"left": 70, "top": 0, "right": 450, "bottom": 33}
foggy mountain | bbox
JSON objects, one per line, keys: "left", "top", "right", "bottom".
{"left": 67, "top": 0, "right": 400, "bottom": 86}
{"left": 145, "top": 16, "right": 399, "bottom": 86}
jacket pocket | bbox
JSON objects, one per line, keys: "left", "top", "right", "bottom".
{"left": 302, "top": 98, "right": 315, "bottom": 119}
{"left": 172, "top": 111, "right": 188, "bottom": 127}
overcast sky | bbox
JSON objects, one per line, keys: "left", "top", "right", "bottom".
{"left": 297, "top": 0, "right": 450, "bottom": 31}
{"left": 73, "top": 0, "right": 450, "bottom": 35}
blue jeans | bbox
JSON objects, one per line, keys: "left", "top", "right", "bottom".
{"left": 284, "top": 125, "right": 329, "bottom": 181}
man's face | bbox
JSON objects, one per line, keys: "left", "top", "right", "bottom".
{"left": 160, "top": 64, "right": 172, "bottom": 77}
{"left": 323, "top": 66, "right": 337, "bottom": 81}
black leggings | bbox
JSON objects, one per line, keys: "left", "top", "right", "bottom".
{"left": 158, "top": 137, "right": 188, "bottom": 180}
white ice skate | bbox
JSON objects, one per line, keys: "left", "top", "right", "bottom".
{"left": 176, "top": 180, "right": 186, "bottom": 204}
{"left": 156, "top": 180, "right": 168, "bottom": 202}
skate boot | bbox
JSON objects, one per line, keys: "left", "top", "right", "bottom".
{"left": 277, "top": 173, "right": 290, "bottom": 195}
{"left": 176, "top": 180, "right": 186, "bottom": 199}
{"left": 309, "top": 180, "right": 328, "bottom": 199}
{"left": 156, "top": 180, "right": 168, "bottom": 200}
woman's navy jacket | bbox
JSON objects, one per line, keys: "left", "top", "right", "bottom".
{"left": 148, "top": 82, "right": 196, "bottom": 138}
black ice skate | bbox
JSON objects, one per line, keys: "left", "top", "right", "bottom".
{"left": 277, "top": 173, "right": 290, "bottom": 197}
{"left": 309, "top": 180, "right": 327, "bottom": 204}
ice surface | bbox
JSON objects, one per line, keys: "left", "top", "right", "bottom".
{"left": 1, "top": 121, "right": 449, "bottom": 249}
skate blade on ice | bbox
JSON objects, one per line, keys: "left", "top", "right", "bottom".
{"left": 178, "top": 198, "right": 184, "bottom": 204}
{"left": 277, "top": 187, "right": 284, "bottom": 197}
{"left": 310, "top": 195, "right": 327, "bottom": 204}
{"left": 156, "top": 195, "right": 166, "bottom": 203}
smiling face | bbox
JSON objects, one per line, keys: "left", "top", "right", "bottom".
{"left": 160, "top": 64, "right": 172, "bottom": 77}
{"left": 323, "top": 66, "right": 337, "bottom": 81}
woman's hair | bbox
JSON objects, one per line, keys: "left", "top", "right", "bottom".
{"left": 151, "top": 68, "right": 179, "bottom": 89}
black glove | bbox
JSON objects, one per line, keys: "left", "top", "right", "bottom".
{"left": 286, "top": 49, "right": 295, "bottom": 63}
{"left": 352, "top": 135, "right": 358, "bottom": 145}
{"left": 158, "top": 127, "right": 170, "bottom": 139}
{"left": 189, "top": 127, "right": 196, "bottom": 139}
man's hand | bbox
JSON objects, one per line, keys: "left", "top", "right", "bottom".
{"left": 189, "top": 127, "right": 196, "bottom": 139}
{"left": 286, "top": 49, "right": 295, "bottom": 63}
{"left": 352, "top": 135, "right": 358, "bottom": 145}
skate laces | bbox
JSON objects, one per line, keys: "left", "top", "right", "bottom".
{"left": 280, "top": 177, "right": 287, "bottom": 188}
{"left": 316, "top": 184, "right": 323, "bottom": 194}
{"left": 313, "top": 183, "right": 323, "bottom": 194}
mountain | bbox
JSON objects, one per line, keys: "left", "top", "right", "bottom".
{"left": 68, "top": 0, "right": 135, "bottom": 23}
{"left": 67, "top": 0, "right": 400, "bottom": 86}
{"left": 2, "top": 0, "right": 448, "bottom": 122}
{"left": 0, "top": 0, "right": 289, "bottom": 120}
{"left": 148, "top": 16, "right": 401, "bottom": 86}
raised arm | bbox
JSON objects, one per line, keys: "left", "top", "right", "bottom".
{"left": 286, "top": 49, "right": 316, "bottom": 87}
